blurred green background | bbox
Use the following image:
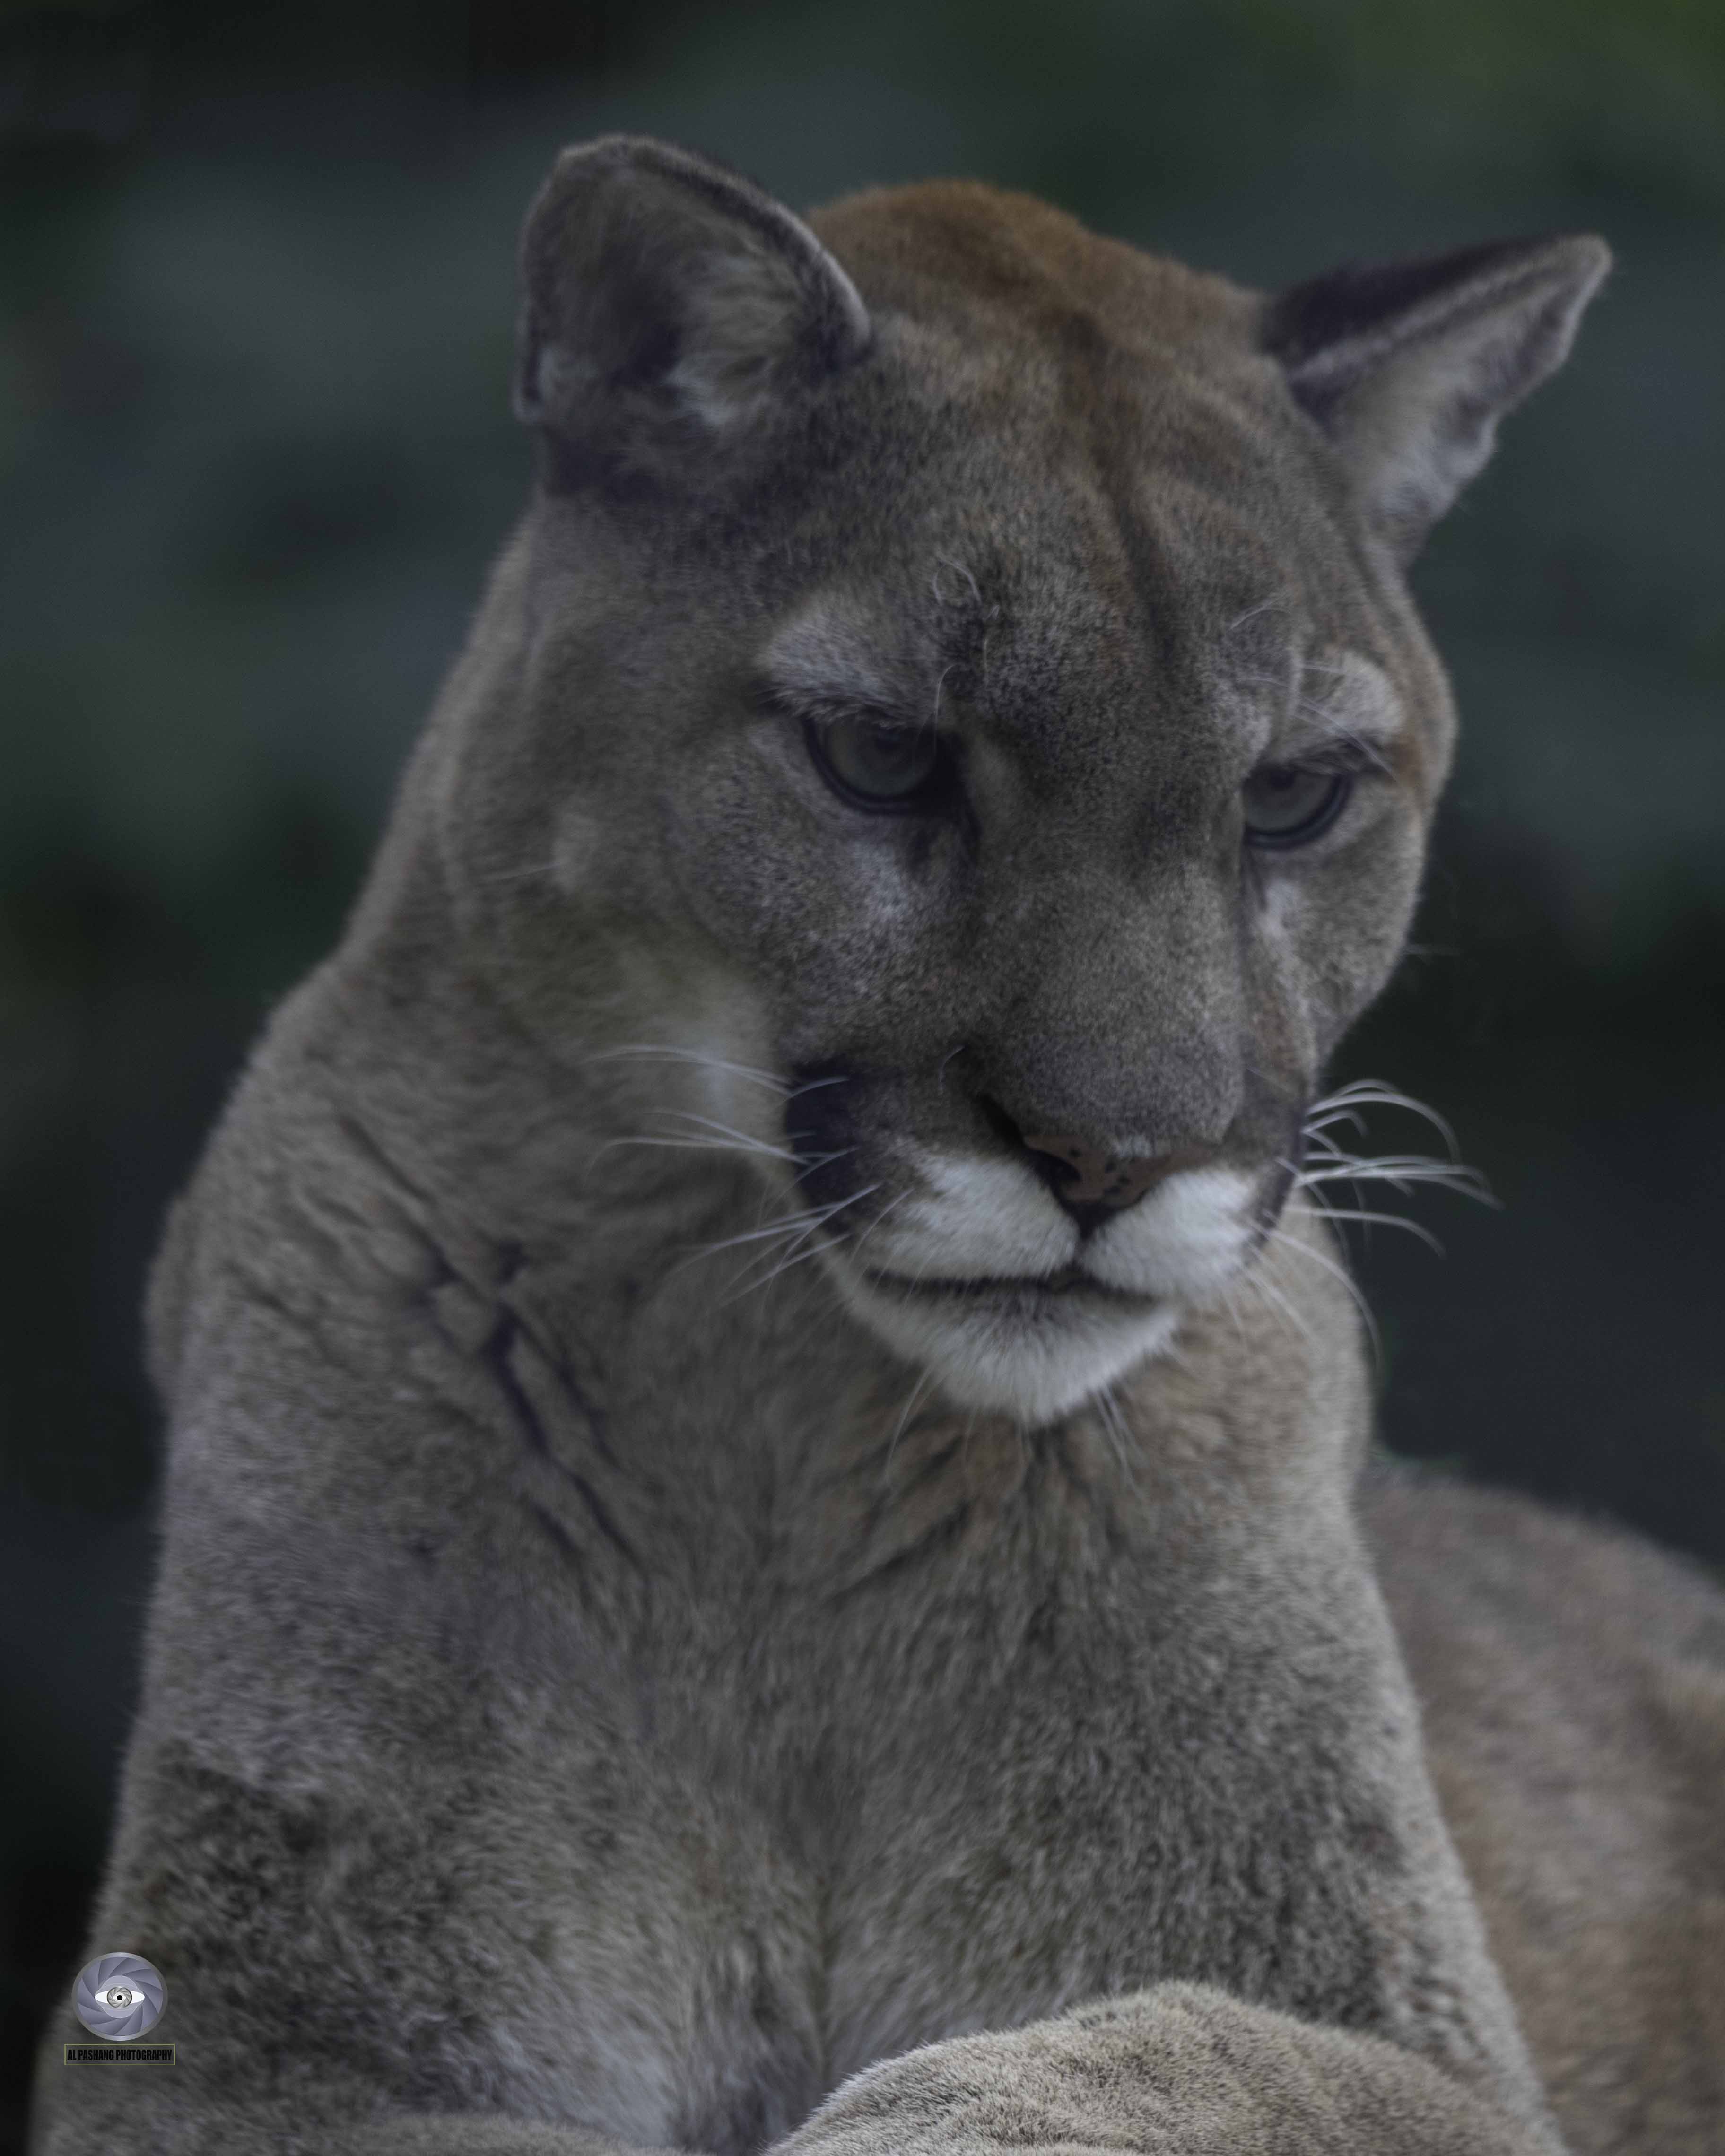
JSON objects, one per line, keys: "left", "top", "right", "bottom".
{"left": 2, "top": 0, "right": 1722, "bottom": 2139}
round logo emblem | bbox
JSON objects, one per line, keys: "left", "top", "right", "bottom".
{"left": 73, "top": 1953, "right": 166, "bottom": 2040}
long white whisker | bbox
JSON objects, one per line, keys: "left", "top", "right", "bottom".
{"left": 1218, "top": 1279, "right": 1250, "bottom": 1344}
{"left": 646, "top": 1110, "right": 798, "bottom": 1160}
{"left": 1287, "top": 1136, "right": 1368, "bottom": 1203}
{"left": 687, "top": 1182, "right": 907, "bottom": 1304}
{"left": 1304, "top": 1107, "right": 1370, "bottom": 1142}
{"left": 1298, "top": 1159, "right": 1494, "bottom": 1201}
{"left": 1299, "top": 1202, "right": 1447, "bottom": 1254}
{"left": 595, "top": 1134, "right": 797, "bottom": 1167}
{"left": 682, "top": 1201, "right": 863, "bottom": 1265}
{"left": 720, "top": 1184, "right": 884, "bottom": 1304}
{"left": 729, "top": 1199, "right": 869, "bottom": 1276}
{"left": 882, "top": 1366, "right": 938, "bottom": 1482}
{"left": 1240, "top": 1266, "right": 1315, "bottom": 1353}
{"left": 1294, "top": 1078, "right": 1495, "bottom": 1267}
{"left": 850, "top": 1187, "right": 915, "bottom": 1259}
{"left": 668, "top": 1221, "right": 826, "bottom": 1287}
{"left": 791, "top": 1149, "right": 860, "bottom": 1179}
{"left": 1306, "top": 1078, "right": 1458, "bottom": 1156}
{"left": 1090, "top": 1385, "right": 1139, "bottom": 1488}
{"left": 722, "top": 1234, "right": 845, "bottom": 1303}
{"left": 1263, "top": 1227, "right": 1382, "bottom": 1368}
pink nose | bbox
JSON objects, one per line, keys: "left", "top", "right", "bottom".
{"left": 1019, "top": 1133, "right": 1213, "bottom": 1214}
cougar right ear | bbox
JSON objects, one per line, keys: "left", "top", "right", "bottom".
{"left": 514, "top": 135, "right": 872, "bottom": 489}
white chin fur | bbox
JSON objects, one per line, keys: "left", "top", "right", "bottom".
{"left": 826, "top": 1260, "right": 1184, "bottom": 1424}
{"left": 821, "top": 1160, "right": 1258, "bottom": 1423}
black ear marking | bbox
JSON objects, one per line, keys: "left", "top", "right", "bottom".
{"left": 1262, "top": 232, "right": 1611, "bottom": 560}
{"left": 513, "top": 134, "right": 872, "bottom": 495}
{"left": 1265, "top": 239, "right": 1544, "bottom": 416}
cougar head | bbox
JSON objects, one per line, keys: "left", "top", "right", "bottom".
{"left": 433, "top": 137, "right": 1606, "bottom": 1423}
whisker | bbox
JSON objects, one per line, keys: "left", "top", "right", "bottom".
{"left": 686, "top": 1181, "right": 906, "bottom": 1306}
{"left": 582, "top": 1044, "right": 792, "bottom": 1095}
{"left": 850, "top": 1188, "right": 915, "bottom": 1260}
{"left": 681, "top": 1200, "right": 864, "bottom": 1266}
{"left": 1090, "top": 1385, "right": 1140, "bottom": 1489}
{"left": 715, "top": 1199, "right": 854, "bottom": 1276}
{"left": 1218, "top": 1279, "right": 1251, "bottom": 1345}
{"left": 667, "top": 1224, "right": 823, "bottom": 1288}
{"left": 594, "top": 1134, "right": 797, "bottom": 1167}
{"left": 478, "top": 859, "right": 558, "bottom": 886}
{"left": 591, "top": 1096, "right": 858, "bottom": 1191}
{"left": 882, "top": 1366, "right": 939, "bottom": 1482}
{"left": 719, "top": 1183, "right": 884, "bottom": 1304}
{"left": 1304, "top": 1106, "right": 1369, "bottom": 1142}
{"left": 932, "top": 554, "right": 983, "bottom": 609}
{"left": 1298, "top": 1202, "right": 1446, "bottom": 1254}
{"left": 1294, "top": 1077, "right": 1497, "bottom": 1269}
{"left": 1297, "top": 1133, "right": 1493, "bottom": 1199}
{"left": 1240, "top": 1266, "right": 1315, "bottom": 1353}
{"left": 1298, "top": 1159, "right": 1494, "bottom": 1201}
{"left": 647, "top": 1110, "right": 798, "bottom": 1159}
{"left": 1293, "top": 1133, "right": 1357, "bottom": 1181}
{"left": 1306, "top": 1078, "right": 1459, "bottom": 1157}
{"left": 1287, "top": 1145, "right": 1377, "bottom": 1247}
{"left": 791, "top": 1147, "right": 859, "bottom": 1183}
{"left": 721, "top": 1234, "right": 845, "bottom": 1303}
{"left": 1224, "top": 598, "right": 1285, "bottom": 638}
{"left": 1263, "top": 1226, "right": 1382, "bottom": 1368}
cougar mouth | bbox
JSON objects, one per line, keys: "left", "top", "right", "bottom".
{"left": 862, "top": 1264, "right": 1161, "bottom": 1309}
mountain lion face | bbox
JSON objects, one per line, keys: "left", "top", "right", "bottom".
{"left": 441, "top": 140, "right": 1604, "bottom": 1424}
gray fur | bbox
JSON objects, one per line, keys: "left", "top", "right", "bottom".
{"left": 31, "top": 140, "right": 1720, "bottom": 2155}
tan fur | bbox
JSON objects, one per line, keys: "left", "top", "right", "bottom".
{"left": 31, "top": 141, "right": 1716, "bottom": 2156}
{"left": 1368, "top": 1469, "right": 1725, "bottom": 2149}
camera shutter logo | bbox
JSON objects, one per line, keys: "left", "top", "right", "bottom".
{"left": 73, "top": 1954, "right": 166, "bottom": 2040}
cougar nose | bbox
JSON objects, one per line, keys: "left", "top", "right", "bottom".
{"left": 977, "top": 1096, "right": 1213, "bottom": 1231}
{"left": 1021, "top": 1130, "right": 1195, "bottom": 1217}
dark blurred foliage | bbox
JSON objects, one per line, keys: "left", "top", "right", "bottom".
{"left": 2, "top": 0, "right": 1723, "bottom": 2139}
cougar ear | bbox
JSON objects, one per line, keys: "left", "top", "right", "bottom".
{"left": 1263, "top": 234, "right": 1611, "bottom": 561}
{"left": 514, "top": 135, "right": 872, "bottom": 489}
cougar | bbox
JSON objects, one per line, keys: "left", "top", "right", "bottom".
{"left": 32, "top": 136, "right": 1724, "bottom": 2156}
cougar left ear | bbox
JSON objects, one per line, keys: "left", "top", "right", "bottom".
{"left": 1263, "top": 234, "right": 1611, "bottom": 562}
{"left": 514, "top": 135, "right": 872, "bottom": 490}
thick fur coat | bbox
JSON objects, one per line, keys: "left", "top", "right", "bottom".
{"left": 32, "top": 139, "right": 1723, "bottom": 2155}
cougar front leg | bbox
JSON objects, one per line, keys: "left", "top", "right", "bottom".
{"left": 778, "top": 1988, "right": 1564, "bottom": 2156}
{"left": 791, "top": 1466, "right": 1567, "bottom": 2156}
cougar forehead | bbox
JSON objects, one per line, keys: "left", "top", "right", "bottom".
{"left": 628, "top": 194, "right": 1441, "bottom": 1081}
{"left": 811, "top": 176, "right": 1263, "bottom": 359}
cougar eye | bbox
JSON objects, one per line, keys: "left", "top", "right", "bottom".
{"left": 805, "top": 712, "right": 944, "bottom": 809}
{"left": 1242, "top": 765, "right": 1351, "bottom": 847}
